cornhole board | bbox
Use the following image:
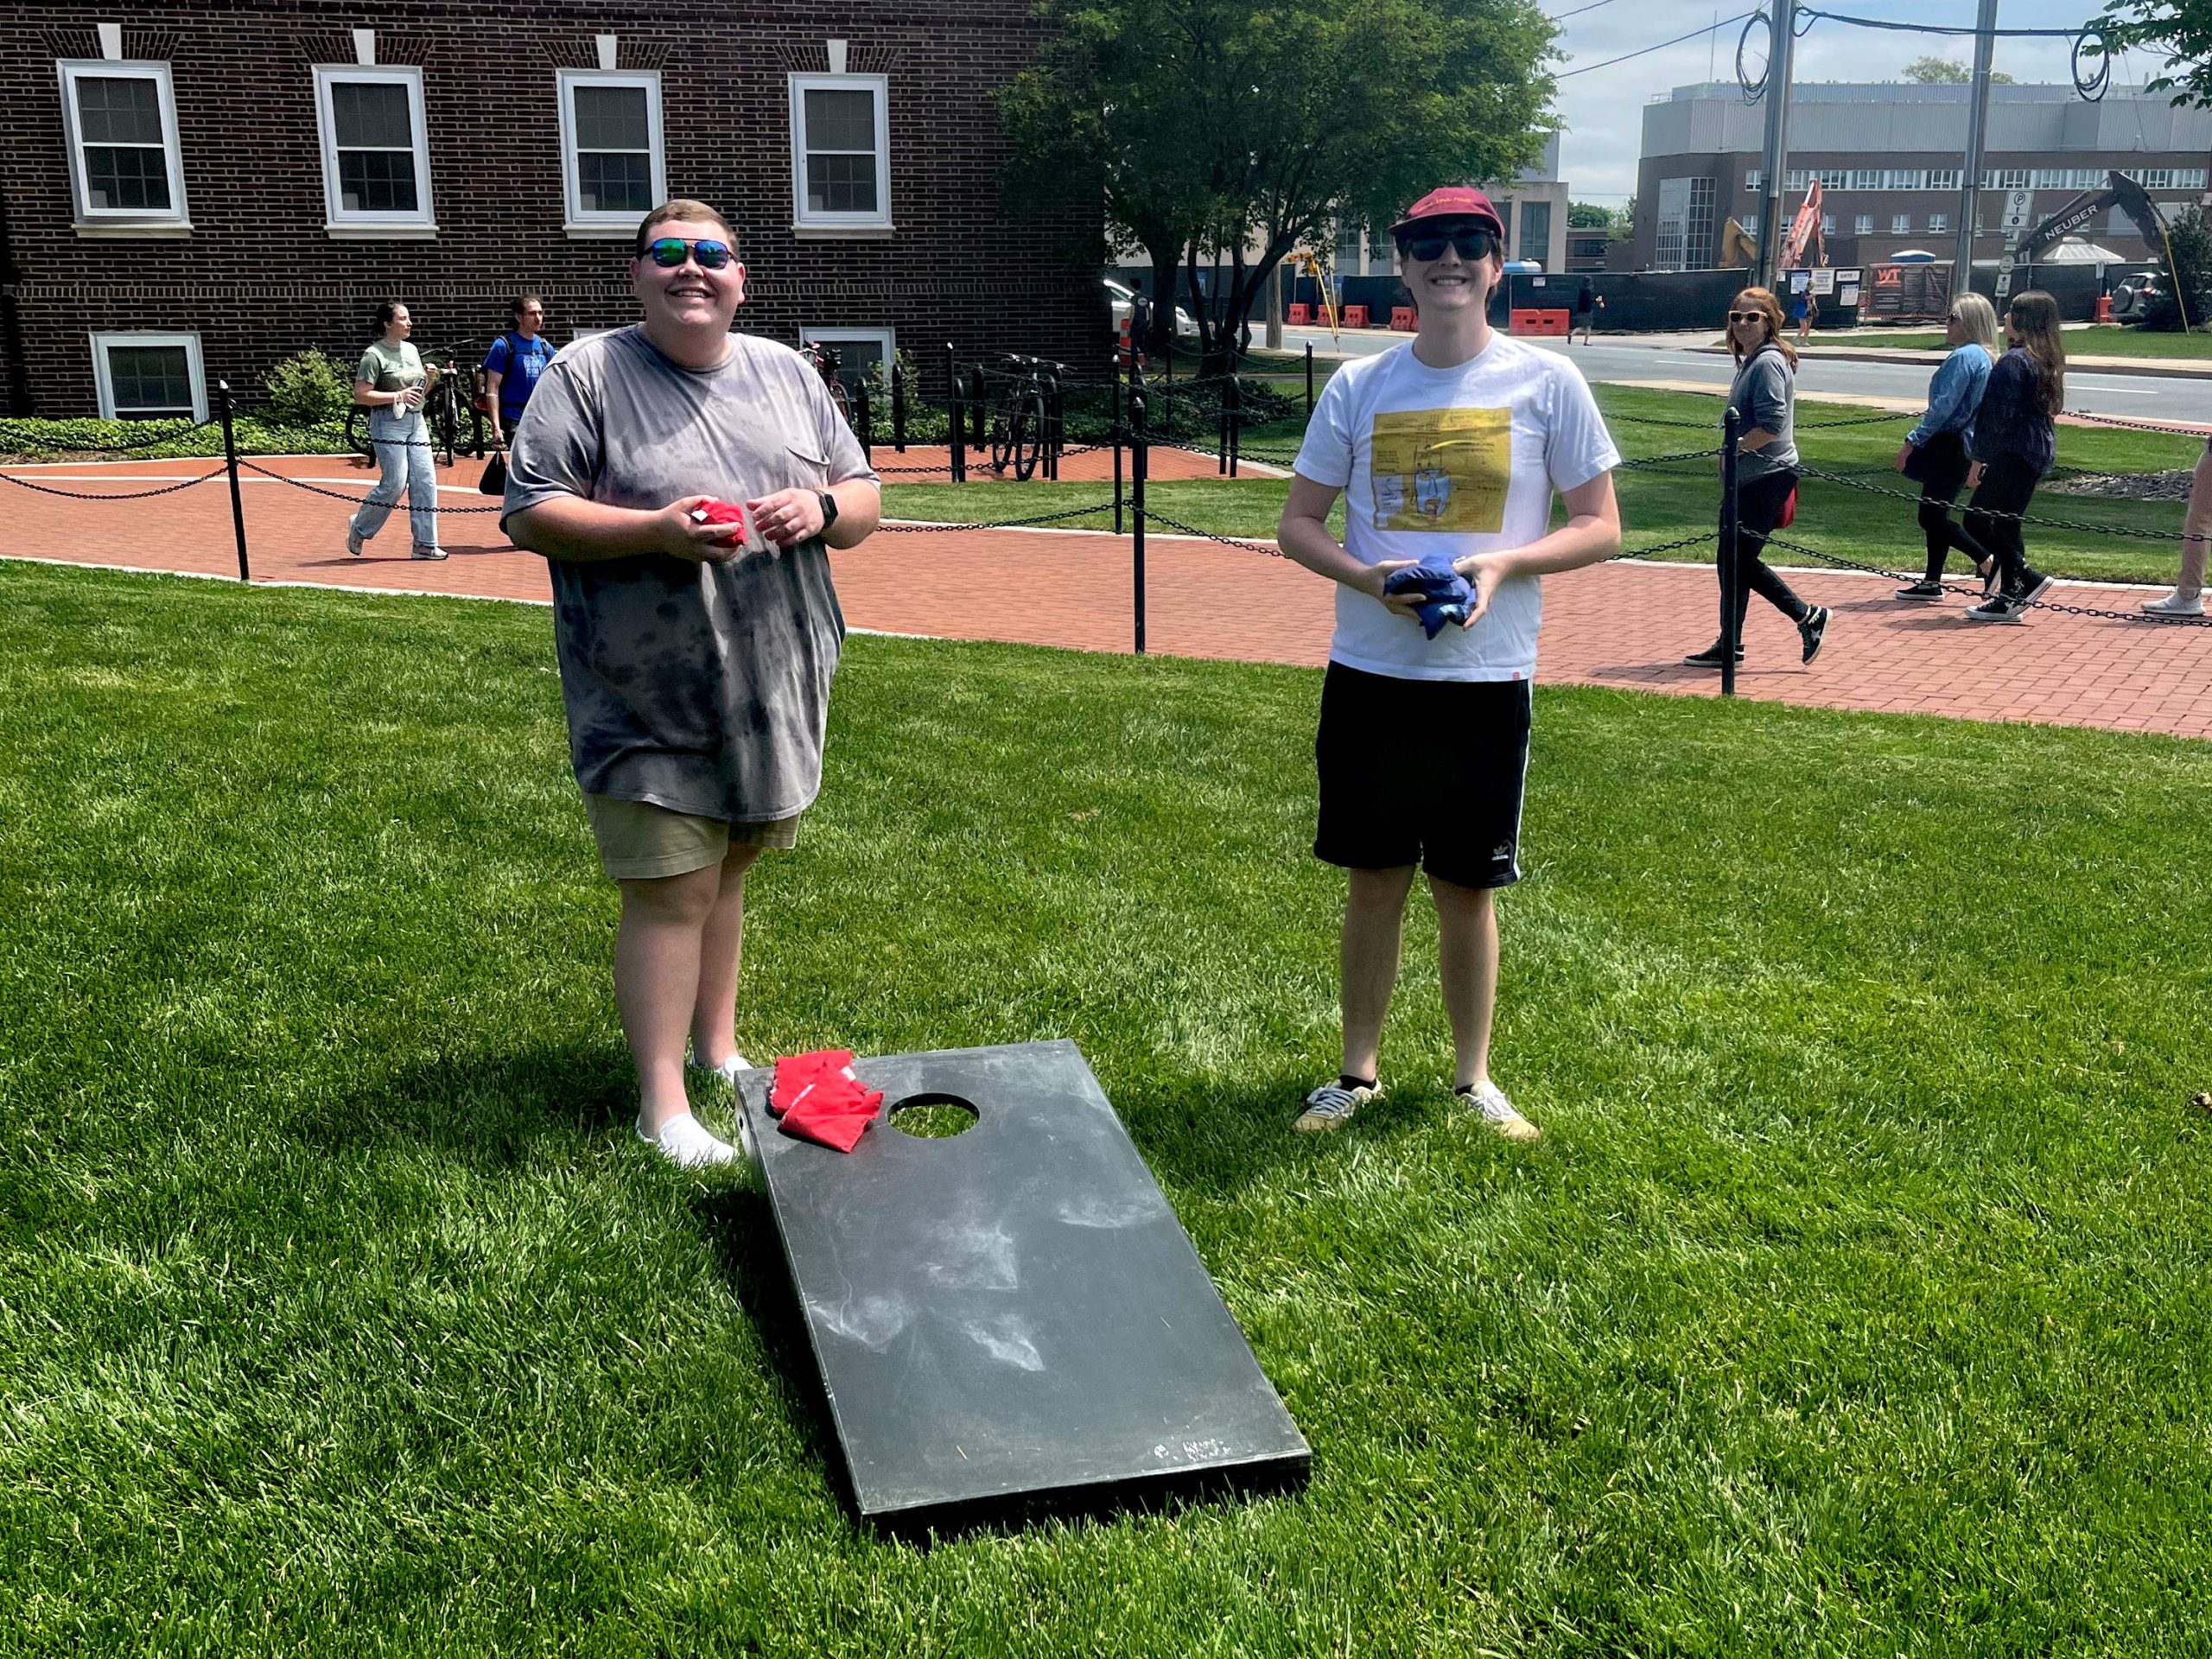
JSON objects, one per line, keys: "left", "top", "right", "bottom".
{"left": 735, "top": 1039, "right": 1310, "bottom": 1531}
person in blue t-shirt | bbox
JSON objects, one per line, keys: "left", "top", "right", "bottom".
{"left": 482, "top": 294, "right": 557, "bottom": 452}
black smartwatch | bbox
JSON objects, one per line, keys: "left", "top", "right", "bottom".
{"left": 816, "top": 490, "right": 840, "bottom": 533}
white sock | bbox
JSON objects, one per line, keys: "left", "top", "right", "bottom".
{"left": 688, "top": 1047, "right": 752, "bottom": 1082}
{"left": 637, "top": 1111, "right": 739, "bottom": 1169}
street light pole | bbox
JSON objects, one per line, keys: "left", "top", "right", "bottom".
{"left": 1954, "top": 0, "right": 2000, "bottom": 300}
{"left": 1755, "top": 0, "right": 1798, "bottom": 288}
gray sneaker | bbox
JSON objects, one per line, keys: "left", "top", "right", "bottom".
{"left": 346, "top": 524, "right": 365, "bottom": 556}
{"left": 410, "top": 544, "right": 450, "bottom": 561}
{"left": 1293, "top": 1077, "right": 1382, "bottom": 1134}
{"left": 2143, "top": 589, "right": 2205, "bottom": 618}
{"left": 1456, "top": 1079, "right": 1541, "bottom": 1142}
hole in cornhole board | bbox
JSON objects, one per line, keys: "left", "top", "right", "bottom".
{"left": 888, "top": 1093, "right": 979, "bottom": 1139}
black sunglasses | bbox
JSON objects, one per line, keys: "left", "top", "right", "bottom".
{"left": 1395, "top": 226, "right": 1500, "bottom": 264}
{"left": 645, "top": 237, "right": 734, "bottom": 270}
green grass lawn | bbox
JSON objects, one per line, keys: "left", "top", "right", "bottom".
{"left": 885, "top": 385, "right": 2202, "bottom": 586}
{"left": 3, "top": 562, "right": 2210, "bottom": 1654}
{"left": 1842, "top": 325, "right": 2212, "bottom": 359}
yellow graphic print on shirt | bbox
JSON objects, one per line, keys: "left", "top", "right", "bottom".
{"left": 1368, "top": 407, "right": 1511, "bottom": 532}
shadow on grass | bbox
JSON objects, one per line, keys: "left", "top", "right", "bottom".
{"left": 299, "top": 1042, "right": 632, "bottom": 1166}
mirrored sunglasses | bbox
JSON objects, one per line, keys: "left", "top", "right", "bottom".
{"left": 647, "top": 237, "right": 734, "bottom": 270}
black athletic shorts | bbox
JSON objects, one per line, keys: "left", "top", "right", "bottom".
{"left": 1313, "top": 661, "right": 1533, "bottom": 889}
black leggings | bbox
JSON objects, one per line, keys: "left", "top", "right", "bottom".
{"left": 1723, "top": 469, "right": 1810, "bottom": 632}
{"left": 1958, "top": 456, "right": 2044, "bottom": 592}
{"left": 1912, "top": 431, "right": 1977, "bottom": 582}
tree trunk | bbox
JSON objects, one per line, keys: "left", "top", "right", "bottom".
{"left": 1139, "top": 233, "right": 1186, "bottom": 356}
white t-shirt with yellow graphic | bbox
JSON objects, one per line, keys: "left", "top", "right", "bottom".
{"left": 1293, "top": 335, "right": 1620, "bottom": 682}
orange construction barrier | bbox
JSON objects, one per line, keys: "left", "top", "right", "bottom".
{"left": 1287, "top": 302, "right": 1311, "bottom": 324}
{"left": 1389, "top": 306, "right": 1416, "bottom": 330}
{"left": 1509, "top": 308, "right": 1572, "bottom": 337}
{"left": 1342, "top": 304, "right": 1370, "bottom": 328}
{"left": 2095, "top": 295, "right": 2114, "bottom": 322}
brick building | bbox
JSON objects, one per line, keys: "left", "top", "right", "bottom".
{"left": 1630, "top": 81, "right": 2212, "bottom": 274}
{"left": 0, "top": 3, "right": 1102, "bottom": 419}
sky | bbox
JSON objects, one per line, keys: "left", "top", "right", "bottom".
{"left": 1548, "top": 0, "right": 2169, "bottom": 204}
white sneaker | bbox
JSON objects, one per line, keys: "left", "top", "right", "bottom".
{"left": 636, "top": 1111, "right": 740, "bottom": 1169}
{"left": 1293, "top": 1077, "right": 1382, "bottom": 1133}
{"left": 2143, "top": 589, "right": 2205, "bottom": 618}
{"left": 410, "top": 544, "right": 450, "bottom": 561}
{"left": 1457, "top": 1079, "right": 1541, "bottom": 1142}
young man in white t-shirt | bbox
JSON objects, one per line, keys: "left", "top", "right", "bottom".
{"left": 1276, "top": 186, "right": 1623, "bottom": 1141}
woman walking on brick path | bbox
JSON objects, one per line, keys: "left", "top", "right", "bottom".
{"left": 1893, "top": 291, "right": 2000, "bottom": 601}
{"left": 1684, "top": 288, "right": 1831, "bottom": 669}
{"left": 346, "top": 300, "right": 447, "bottom": 562}
{"left": 1961, "top": 290, "right": 2064, "bottom": 624}
{"left": 2143, "top": 440, "right": 2209, "bottom": 617}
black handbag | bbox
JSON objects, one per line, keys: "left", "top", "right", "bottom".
{"left": 1900, "top": 442, "right": 1930, "bottom": 483}
{"left": 478, "top": 449, "right": 507, "bottom": 495}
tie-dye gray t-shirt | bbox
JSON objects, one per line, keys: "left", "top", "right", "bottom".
{"left": 502, "top": 326, "right": 879, "bottom": 823}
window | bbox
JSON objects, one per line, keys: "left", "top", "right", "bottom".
{"left": 2139, "top": 168, "right": 2174, "bottom": 190}
{"left": 313, "top": 66, "right": 433, "bottom": 232}
{"left": 1814, "top": 168, "right": 1847, "bottom": 190}
{"left": 1854, "top": 214, "right": 1873, "bottom": 235}
{"left": 1335, "top": 219, "right": 1361, "bottom": 270}
{"left": 90, "top": 331, "right": 205, "bottom": 421}
{"left": 798, "top": 326, "right": 893, "bottom": 398}
{"left": 57, "top": 60, "right": 188, "bottom": 230}
{"left": 1655, "top": 176, "right": 1715, "bottom": 270}
{"left": 2034, "top": 168, "right": 2070, "bottom": 190}
{"left": 1785, "top": 168, "right": 1808, "bottom": 191}
{"left": 1891, "top": 213, "right": 1911, "bottom": 234}
{"left": 1519, "top": 199, "right": 1551, "bottom": 264}
{"left": 1929, "top": 212, "right": 1948, "bottom": 233}
{"left": 788, "top": 73, "right": 891, "bottom": 232}
{"left": 1821, "top": 213, "right": 1835, "bottom": 236}
{"left": 1884, "top": 168, "right": 1923, "bottom": 191}
{"left": 2180, "top": 168, "right": 2209, "bottom": 190}
{"left": 1744, "top": 168, "right": 1763, "bottom": 193}
{"left": 556, "top": 70, "right": 665, "bottom": 232}
{"left": 1851, "top": 168, "right": 1881, "bottom": 191}
{"left": 1926, "top": 168, "right": 1959, "bottom": 192}
{"left": 2075, "top": 168, "right": 2107, "bottom": 189}
{"left": 1998, "top": 168, "right": 2030, "bottom": 190}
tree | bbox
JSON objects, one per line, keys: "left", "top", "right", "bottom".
{"left": 999, "top": 0, "right": 1559, "bottom": 367}
{"left": 1901, "top": 55, "right": 2014, "bottom": 84}
{"left": 2144, "top": 202, "right": 2212, "bottom": 329}
{"left": 1567, "top": 200, "right": 1617, "bottom": 229}
{"left": 2095, "top": 1, "right": 2212, "bottom": 104}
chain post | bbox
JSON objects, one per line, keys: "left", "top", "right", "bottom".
{"left": 217, "top": 380, "right": 250, "bottom": 582}
{"left": 1131, "top": 389, "right": 1148, "bottom": 655}
{"left": 892, "top": 358, "right": 906, "bottom": 453}
{"left": 1719, "top": 407, "right": 1741, "bottom": 698}
{"left": 948, "top": 344, "right": 965, "bottom": 485}
{"left": 854, "top": 377, "right": 873, "bottom": 468}
{"left": 1305, "top": 341, "right": 1314, "bottom": 416}
{"left": 1111, "top": 351, "right": 1124, "bottom": 535}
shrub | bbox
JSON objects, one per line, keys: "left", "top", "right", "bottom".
{"left": 262, "top": 349, "right": 354, "bottom": 428}
{"left": 2142, "top": 204, "right": 2212, "bottom": 334}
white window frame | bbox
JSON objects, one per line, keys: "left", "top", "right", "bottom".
{"left": 56, "top": 60, "right": 190, "bottom": 232}
{"left": 555, "top": 68, "right": 666, "bottom": 237}
{"left": 1891, "top": 213, "right": 1911, "bottom": 234}
{"left": 1850, "top": 168, "right": 1881, "bottom": 191}
{"left": 1929, "top": 213, "right": 1949, "bottom": 234}
{"left": 798, "top": 325, "right": 896, "bottom": 389}
{"left": 787, "top": 73, "right": 892, "bottom": 236}
{"left": 1853, "top": 214, "right": 1873, "bottom": 235}
{"left": 313, "top": 64, "right": 435, "bottom": 237}
{"left": 89, "top": 330, "right": 207, "bottom": 422}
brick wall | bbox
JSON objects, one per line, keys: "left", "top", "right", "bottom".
{"left": 1, "top": 2, "right": 1106, "bottom": 415}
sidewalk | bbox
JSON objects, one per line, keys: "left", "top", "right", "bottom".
{"left": 5, "top": 455, "right": 2207, "bottom": 742}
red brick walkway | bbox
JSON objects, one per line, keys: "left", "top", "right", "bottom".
{"left": 5, "top": 454, "right": 2206, "bottom": 741}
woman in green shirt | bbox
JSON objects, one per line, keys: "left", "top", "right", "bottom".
{"left": 346, "top": 300, "right": 447, "bottom": 560}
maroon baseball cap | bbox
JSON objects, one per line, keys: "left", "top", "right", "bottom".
{"left": 1390, "top": 186, "right": 1505, "bottom": 239}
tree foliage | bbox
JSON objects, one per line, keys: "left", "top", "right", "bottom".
{"left": 2094, "top": 2, "right": 2212, "bottom": 103}
{"left": 999, "top": 0, "right": 1559, "bottom": 365}
{"left": 1567, "top": 200, "right": 1618, "bottom": 229}
{"left": 1900, "top": 56, "right": 2013, "bottom": 84}
{"left": 2143, "top": 202, "right": 2212, "bottom": 329}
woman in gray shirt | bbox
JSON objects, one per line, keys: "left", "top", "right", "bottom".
{"left": 1684, "top": 288, "right": 1830, "bottom": 668}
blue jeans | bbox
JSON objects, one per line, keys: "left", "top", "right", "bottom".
{"left": 352, "top": 406, "right": 440, "bottom": 550}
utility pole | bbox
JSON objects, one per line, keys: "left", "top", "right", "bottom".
{"left": 1953, "top": 0, "right": 2000, "bottom": 301}
{"left": 1754, "top": 0, "right": 1798, "bottom": 287}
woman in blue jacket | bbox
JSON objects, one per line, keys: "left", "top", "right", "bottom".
{"left": 1961, "top": 290, "right": 2065, "bottom": 624}
{"left": 1892, "top": 291, "right": 1999, "bottom": 601}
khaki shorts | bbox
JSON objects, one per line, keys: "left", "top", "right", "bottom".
{"left": 582, "top": 792, "right": 801, "bottom": 880}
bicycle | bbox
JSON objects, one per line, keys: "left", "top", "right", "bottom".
{"left": 985, "top": 353, "right": 1071, "bottom": 481}
{"left": 342, "top": 343, "right": 489, "bottom": 467}
{"left": 799, "top": 340, "right": 853, "bottom": 426}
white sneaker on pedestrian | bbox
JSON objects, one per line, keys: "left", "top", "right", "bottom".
{"left": 1457, "top": 1079, "right": 1541, "bottom": 1142}
{"left": 1293, "top": 1077, "right": 1382, "bottom": 1133}
{"left": 410, "top": 544, "right": 449, "bottom": 561}
{"left": 636, "top": 1111, "right": 741, "bottom": 1169}
{"left": 2142, "top": 589, "right": 2205, "bottom": 618}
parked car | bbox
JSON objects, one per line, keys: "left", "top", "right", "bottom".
{"left": 1103, "top": 276, "right": 1201, "bottom": 340}
{"left": 2108, "top": 271, "right": 2163, "bottom": 321}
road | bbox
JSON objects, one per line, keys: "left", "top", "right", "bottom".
{"left": 1281, "top": 326, "right": 2212, "bottom": 426}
